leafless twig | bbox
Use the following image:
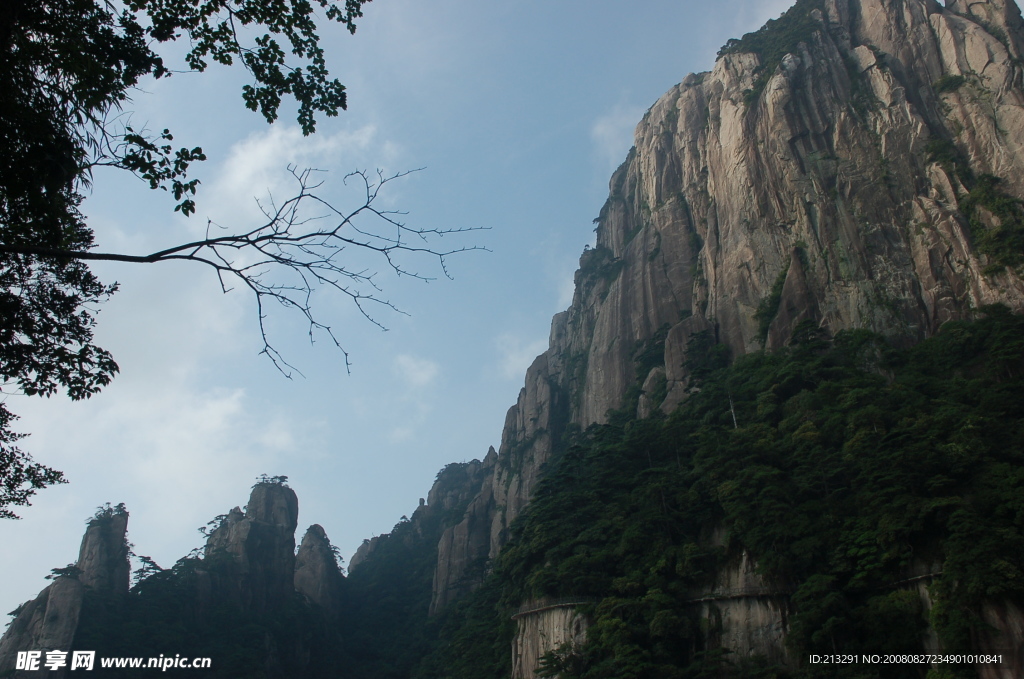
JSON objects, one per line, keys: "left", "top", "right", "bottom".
{"left": 0, "top": 167, "right": 487, "bottom": 375}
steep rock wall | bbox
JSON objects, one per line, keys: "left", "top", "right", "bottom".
{"left": 511, "top": 604, "right": 589, "bottom": 679}
{"left": 430, "top": 450, "right": 498, "bottom": 613}
{"left": 202, "top": 482, "right": 300, "bottom": 614}
{"left": 294, "top": 524, "right": 344, "bottom": 614}
{"left": 975, "top": 600, "right": 1024, "bottom": 679}
{"left": 692, "top": 551, "right": 790, "bottom": 667}
{"left": 431, "top": 0, "right": 1024, "bottom": 635}
{"left": 915, "top": 583, "right": 1024, "bottom": 679}
{"left": 349, "top": 456, "right": 496, "bottom": 615}
{"left": 0, "top": 507, "right": 129, "bottom": 678}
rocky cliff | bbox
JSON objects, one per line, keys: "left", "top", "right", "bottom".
{"left": 202, "top": 481, "right": 301, "bottom": 614}
{"left": 0, "top": 505, "right": 129, "bottom": 678}
{"left": 433, "top": 0, "right": 1024, "bottom": 620}
{"left": 6, "top": 3, "right": 1024, "bottom": 677}
{"left": 294, "top": 524, "right": 344, "bottom": 614}
{"left": 0, "top": 483, "right": 351, "bottom": 678}
{"left": 0, "top": 467, "right": 498, "bottom": 679}
{"left": 511, "top": 602, "right": 589, "bottom": 679}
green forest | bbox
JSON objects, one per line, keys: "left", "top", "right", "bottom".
{"left": 77, "top": 306, "right": 1024, "bottom": 679}
{"left": 415, "top": 307, "right": 1024, "bottom": 679}
{"left": 54, "top": 310, "right": 1024, "bottom": 679}
{"left": 7, "top": 0, "right": 1024, "bottom": 677}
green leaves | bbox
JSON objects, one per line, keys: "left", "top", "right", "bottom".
{"left": 440, "top": 309, "right": 1024, "bottom": 678}
{"left": 0, "top": 404, "right": 66, "bottom": 519}
{"left": 0, "top": 0, "right": 371, "bottom": 518}
{"left": 718, "top": 0, "right": 826, "bottom": 110}
{"left": 959, "top": 174, "right": 1024, "bottom": 273}
{"left": 134, "top": 0, "right": 369, "bottom": 134}
{"left": 117, "top": 127, "right": 207, "bottom": 215}
{"left": 754, "top": 262, "right": 790, "bottom": 342}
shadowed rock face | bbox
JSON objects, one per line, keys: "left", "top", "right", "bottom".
{"left": 1, "top": 485, "right": 362, "bottom": 679}
{"left": 0, "top": 579, "right": 85, "bottom": 678}
{"left": 429, "top": 449, "right": 498, "bottom": 614}
{"left": 431, "top": 0, "right": 1024, "bottom": 616}
{"left": 76, "top": 509, "right": 130, "bottom": 594}
{"left": 204, "top": 482, "right": 300, "bottom": 614}
{"left": 0, "top": 507, "right": 129, "bottom": 678}
{"left": 294, "top": 524, "right": 344, "bottom": 614}
{"left": 246, "top": 482, "right": 300, "bottom": 532}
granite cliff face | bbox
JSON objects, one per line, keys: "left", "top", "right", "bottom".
{"left": 433, "top": 0, "right": 1024, "bottom": 662}
{"left": 429, "top": 449, "right": 498, "bottom": 613}
{"left": 295, "top": 524, "right": 344, "bottom": 613}
{"left": 433, "top": 0, "right": 1024, "bottom": 613}
{"left": 511, "top": 603, "right": 589, "bottom": 679}
{"left": 202, "top": 482, "right": 301, "bottom": 613}
{"left": 6, "top": 3, "right": 1024, "bottom": 677}
{"left": 0, "top": 483, "right": 348, "bottom": 678}
{"left": 0, "top": 506, "right": 129, "bottom": 678}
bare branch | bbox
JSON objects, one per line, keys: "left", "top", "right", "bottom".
{"left": 0, "top": 168, "right": 488, "bottom": 374}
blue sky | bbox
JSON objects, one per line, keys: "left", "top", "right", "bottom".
{"left": 3, "top": 0, "right": 818, "bottom": 617}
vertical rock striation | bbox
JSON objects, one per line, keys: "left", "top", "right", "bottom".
{"left": 294, "top": 524, "right": 344, "bottom": 614}
{"left": 511, "top": 603, "right": 589, "bottom": 679}
{"left": 431, "top": 0, "right": 1024, "bottom": 639}
{"left": 74, "top": 506, "right": 130, "bottom": 595}
{"left": 203, "top": 482, "right": 300, "bottom": 614}
{"left": 0, "top": 505, "right": 129, "bottom": 678}
{"left": 429, "top": 449, "right": 498, "bottom": 613}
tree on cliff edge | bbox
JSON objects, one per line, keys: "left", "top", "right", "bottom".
{"left": 0, "top": 0, "right": 475, "bottom": 518}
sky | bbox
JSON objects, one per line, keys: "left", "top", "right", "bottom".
{"left": 3, "top": 0, "right": 826, "bottom": 618}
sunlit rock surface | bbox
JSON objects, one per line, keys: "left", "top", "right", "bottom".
{"left": 432, "top": 0, "right": 1024, "bottom": 669}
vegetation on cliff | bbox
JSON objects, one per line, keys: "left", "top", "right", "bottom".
{"left": 62, "top": 468, "right": 484, "bottom": 679}
{"left": 420, "top": 307, "right": 1024, "bottom": 679}
{"left": 72, "top": 481, "right": 347, "bottom": 679}
{"left": 71, "top": 306, "right": 1021, "bottom": 678}
{"left": 11, "top": 1, "right": 1024, "bottom": 676}
{"left": 718, "top": 0, "right": 825, "bottom": 106}
{"left": 340, "top": 462, "right": 487, "bottom": 679}
{"left": 926, "top": 138, "right": 1024, "bottom": 275}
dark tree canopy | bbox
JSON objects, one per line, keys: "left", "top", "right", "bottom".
{"left": 0, "top": 0, "right": 377, "bottom": 517}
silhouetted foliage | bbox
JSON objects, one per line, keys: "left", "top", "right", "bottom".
{"left": 60, "top": 310, "right": 1024, "bottom": 677}
{"left": 0, "top": 0, "right": 373, "bottom": 517}
{"left": 0, "top": 0, "right": 476, "bottom": 518}
{"left": 0, "top": 404, "right": 65, "bottom": 518}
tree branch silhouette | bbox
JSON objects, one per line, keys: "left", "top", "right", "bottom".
{"left": 0, "top": 167, "right": 486, "bottom": 375}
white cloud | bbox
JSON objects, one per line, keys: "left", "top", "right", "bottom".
{"left": 208, "top": 124, "right": 401, "bottom": 226}
{"left": 15, "top": 382, "right": 300, "bottom": 519}
{"left": 384, "top": 354, "right": 441, "bottom": 442}
{"left": 393, "top": 354, "right": 440, "bottom": 389}
{"left": 591, "top": 103, "right": 645, "bottom": 176}
{"left": 494, "top": 333, "right": 548, "bottom": 381}
{"left": 556, "top": 274, "right": 577, "bottom": 311}
{"left": 4, "top": 370, "right": 306, "bottom": 609}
